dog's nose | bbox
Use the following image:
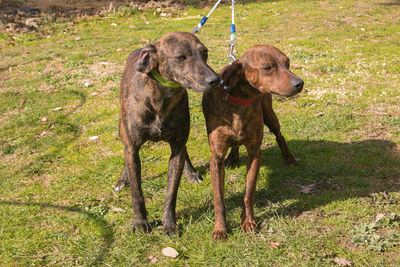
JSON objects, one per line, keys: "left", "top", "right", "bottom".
{"left": 206, "top": 75, "right": 220, "bottom": 88}
{"left": 291, "top": 78, "right": 304, "bottom": 93}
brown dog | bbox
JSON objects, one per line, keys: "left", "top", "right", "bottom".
{"left": 202, "top": 45, "right": 304, "bottom": 239}
{"left": 118, "top": 32, "right": 219, "bottom": 235}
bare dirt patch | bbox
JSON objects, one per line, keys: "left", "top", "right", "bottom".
{"left": 0, "top": 0, "right": 194, "bottom": 33}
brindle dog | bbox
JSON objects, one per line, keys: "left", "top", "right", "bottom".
{"left": 117, "top": 31, "right": 219, "bottom": 235}
{"left": 202, "top": 45, "right": 304, "bottom": 239}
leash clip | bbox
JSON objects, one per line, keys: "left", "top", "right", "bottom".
{"left": 192, "top": 24, "right": 202, "bottom": 34}
{"left": 192, "top": 16, "right": 208, "bottom": 34}
{"left": 228, "top": 34, "right": 237, "bottom": 64}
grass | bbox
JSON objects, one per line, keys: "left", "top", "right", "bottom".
{"left": 1, "top": 0, "right": 400, "bottom": 265}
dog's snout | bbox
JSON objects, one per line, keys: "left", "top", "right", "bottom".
{"left": 291, "top": 78, "right": 304, "bottom": 93}
{"left": 206, "top": 74, "right": 220, "bottom": 88}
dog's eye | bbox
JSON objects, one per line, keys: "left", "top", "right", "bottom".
{"left": 177, "top": 55, "right": 186, "bottom": 61}
{"left": 263, "top": 65, "right": 273, "bottom": 71}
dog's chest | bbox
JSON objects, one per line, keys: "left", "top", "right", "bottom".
{"left": 225, "top": 112, "right": 263, "bottom": 144}
{"left": 140, "top": 92, "right": 188, "bottom": 140}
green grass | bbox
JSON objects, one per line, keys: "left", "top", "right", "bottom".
{"left": 1, "top": 0, "right": 400, "bottom": 265}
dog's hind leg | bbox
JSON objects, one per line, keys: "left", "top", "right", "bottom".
{"left": 183, "top": 148, "right": 203, "bottom": 183}
{"left": 162, "top": 141, "right": 186, "bottom": 235}
{"left": 261, "top": 94, "right": 297, "bottom": 165}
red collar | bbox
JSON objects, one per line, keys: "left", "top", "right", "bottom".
{"left": 221, "top": 90, "right": 255, "bottom": 106}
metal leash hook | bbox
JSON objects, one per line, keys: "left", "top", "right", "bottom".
{"left": 228, "top": 36, "right": 237, "bottom": 64}
{"left": 228, "top": 25, "right": 237, "bottom": 64}
{"left": 192, "top": 16, "right": 208, "bottom": 34}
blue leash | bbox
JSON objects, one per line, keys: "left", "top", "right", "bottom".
{"left": 192, "top": 0, "right": 223, "bottom": 34}
{"left": 192, "top": 0, "right": 237, "bottom": 64}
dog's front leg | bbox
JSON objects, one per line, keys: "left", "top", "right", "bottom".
{"left": 124, "top": 144, "right": 150, "bottom": 232}
{"left": 241, "top": 145, "right": 261, "bottom": 232}
{"left": 162, "top": 142, "right": 185, "bottom": 235}
{"left": 210, "top": 140, "right": 229, "bottom": 240}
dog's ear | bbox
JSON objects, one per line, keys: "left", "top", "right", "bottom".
{"left": 135, "top": 44, "right": 157, "bottom": 73}
{"left": 220, "top": 61, "right": 244, "bottom": 89}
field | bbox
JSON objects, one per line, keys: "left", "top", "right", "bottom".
{"left": 1, "top": 0, "right": 400, "bottom": 265}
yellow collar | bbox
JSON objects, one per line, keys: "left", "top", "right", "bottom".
{"left": 150, "top": 69, "right": 181, "bottom": 88}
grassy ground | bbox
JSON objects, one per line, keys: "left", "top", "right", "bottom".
{"left": 1, "top": 0, "right": 400, "bottom": 265}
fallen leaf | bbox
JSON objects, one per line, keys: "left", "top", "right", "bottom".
{"left": 162, "top": 247, "right": 178, "bottom": 258}
{"left": 268, "top": 241, "right": 280, "bottom": 249}
{"left": 41, "top": 117, "right": 47, "bottom": 123}
{"left": 314, "top": 112, "right": 324, "bottom": 117}
{"left": 314, "top": 69, "right": 324, "bottom": 75}
{"left": 229, "top": 174, "right": 239, "bottom": 181}
{"left": 291, "top": 63, "right": 301, "bottom": 69}
{"left": 21, "top": 180, "right": 34, "bottom": 187}
{"left": 109, "top": 205, "right": 125, "bottom": 212}
{"left": 333, "top": 257, "right": 353, "bottom": 266}
{"left": 89, "top": 136, "right": 99, "bottom": 140}
{"left": 300, "top": 183, "right": 316, "bottom": 194}
{"left": 111, "top": 23, "right": 117, "bottom": 27}
{"left": 129, "top": 25, "right": 136, "bottom": 29}
{"left": 148, "top": 255, "right": 158, "bottom": 263}
{"left": 36, "top": 130, "right": 47, "bottom": 138}
{"left": 19, "top": 98, "right": 26, "bottom": 106}
{"left": 261, "top": 142, "right": 272, "bottom": 149}
{"left": 90, "top": 92, "right": 99, "bottom": 96}
{"left": 52, "top": 107, "right": 62, "bottom": 111}
{"left": 141, "top": 38, "right": 150, "bottom": 44}
{"left": 70, "top": 226, "right": 80, "bottom": 234}
{"left": 375, "top": 213, "right": 385, "bottom": 223}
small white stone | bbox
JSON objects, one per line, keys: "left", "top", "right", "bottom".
{"left": 89, "top": 136, "right": 99, "bottom": 140}
{"left": 84, "top": 82, "right": 90, "bottom": 87}
{"left": 162, "top": 247, "right": 178, "bottom": 258}
{"left": 111, "top": 23, "right": 117, "bottom": 27}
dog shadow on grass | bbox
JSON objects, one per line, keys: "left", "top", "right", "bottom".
{"left": 0, "top": 200, "right": 114, "bottom": 266}
{"left": 180, "top": 138, "right": 400, "bottom": 229}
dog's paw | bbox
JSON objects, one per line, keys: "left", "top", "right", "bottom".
{"left": 212, "top": 227, "right": 228, "bottom": 240}
{"left": 132, "top": 219, "right": 151, "bottom": 233}
{"left": 185, "top": 171, "right": 203, "bottom": 184}
{"left": 114, "top": 179, "right": 130, "bottom": 192}
{"left": 163, "top": 222, "right": 178, "bottom": 236}
{"left": 241, "top": 219, "right": 256, "bottom": 232}
{"left": 284, "top": 155, "right": 299, "bottom": 166}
